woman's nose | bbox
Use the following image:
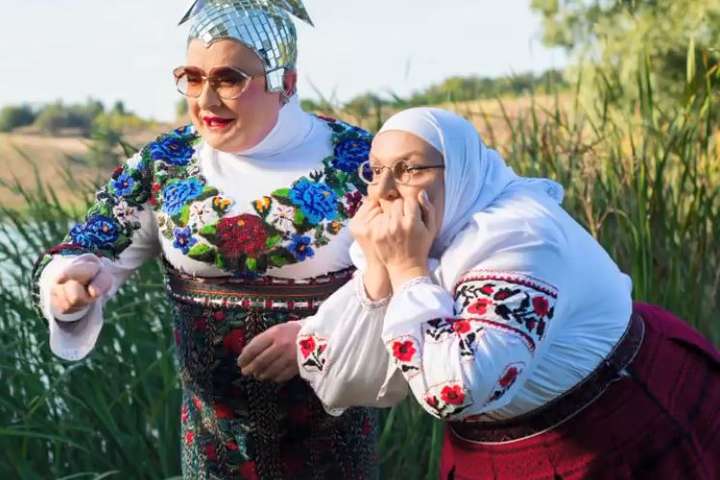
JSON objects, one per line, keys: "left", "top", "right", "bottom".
{"left": 374, "top": 170, "right": 400, "bottom": 201}
{"left": 197, "top": 82, "right": 221, "bottom": 109}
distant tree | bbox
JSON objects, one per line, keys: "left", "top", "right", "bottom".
{"left": 531, "top": 0, "right": 720, "bottom": 105}
{"left": 176, "top": 99, "right": 188, "bottom": 119}
{"left": 34, "top": 99, "right": 106, "bottom": 136}
{"left": 0, "top": 105, "right": 36, "bottom": 132}
{"left": 111, "top": 100, "right": 127, "bottom": 116}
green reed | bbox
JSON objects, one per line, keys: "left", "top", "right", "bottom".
{"left": 1, "top": 61, "right": 718, "bottom": 479}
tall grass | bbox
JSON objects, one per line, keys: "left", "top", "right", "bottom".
{"left": 1, "top": 60, "right": 718, "bottom": 479}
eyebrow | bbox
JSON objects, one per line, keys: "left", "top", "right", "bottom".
{"left": 369, "top": 151, "right": 427, "bottom": 165}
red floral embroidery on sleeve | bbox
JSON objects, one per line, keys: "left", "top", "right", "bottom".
{"left": 298, "top": 334, "right": 328, "bottom": 373}
{"left": 423, "top": 382, "right": 472, "bottom": 419}
{"left": 387, "top": 335, "right": 421, "bottom": 378}
{"left": 486, "top": 362, "right": 525, "bottom": 405}
{"left": 454, "top": 272, "right": 558, "bottom": 352}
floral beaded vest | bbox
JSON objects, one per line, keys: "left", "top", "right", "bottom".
{"left": 59, "top": 117, "right": 371, "bottom": 277}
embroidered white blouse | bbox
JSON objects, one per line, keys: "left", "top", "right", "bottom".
{"left": 37, "top": 99, "right": 365, "bottom": 361}
{"left": 298, "top": 185, "right": 634, "bottom": 421}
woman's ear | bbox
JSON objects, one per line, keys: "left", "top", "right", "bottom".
{"left": 282, "top": 70, "right": 298, "bottom": 98}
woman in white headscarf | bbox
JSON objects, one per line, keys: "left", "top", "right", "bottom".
{"left": 294, "top": 108, "right": 720, "bottom": 479}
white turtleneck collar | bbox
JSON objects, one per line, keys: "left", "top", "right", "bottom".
{"left": 232, "top": 95, "right": 314, "bottom": 159}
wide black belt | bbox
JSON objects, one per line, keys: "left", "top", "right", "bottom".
{"left": 450, "top": 313, "right": 645, "bottom": 444}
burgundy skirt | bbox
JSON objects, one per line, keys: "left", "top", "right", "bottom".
{"left": 440, "top": 303, "right": 720, "bottom": 480}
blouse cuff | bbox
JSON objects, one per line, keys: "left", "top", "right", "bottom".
{"left": 354, "top": 273, "right": 390, "bottom": 310}
{"left": 383, "top": 275, "right": 454, "bottom": 339}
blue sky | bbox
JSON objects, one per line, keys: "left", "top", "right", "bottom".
{"left": 0, "top": 0, "right": 566, "bottom": 121}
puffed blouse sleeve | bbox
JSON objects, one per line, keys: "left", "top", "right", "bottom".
{"left": 381, "top": 221, "right": 565, "bottom": 420}
{"left": 297, "top": 272, "right": 409, "bottom": 413}
{"left": 33, "top": 152, "right": 160, "bottom": 361}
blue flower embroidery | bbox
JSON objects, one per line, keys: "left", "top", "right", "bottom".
{"left": 288, "top": 234, "right": 315, "bottom": 261}
{"left": 332, "top": 138, "right": 371, "bottom": 173}
{"left": 111, "top": 172, "right": 136, "bottom": 197}
{"left": 69, "top": 215, "right": 120, "bottom": 250}
{"left": 289, "top": 179, "right": 338, "bottom": 224}
{"left": 149, "top": 135, "right": 194, "bottom": 166}
{"left": 173, "top": 227, "right": 197, "bottom": 254}
{"left": 162, "top": 178, "right": 204, "bottom": 216}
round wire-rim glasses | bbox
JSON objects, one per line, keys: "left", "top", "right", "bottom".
{"left": 358, "top": 160, "right": 445, "bottom": 185}
{"left": 173, "top": 65, "right": 263, "bottom": 100}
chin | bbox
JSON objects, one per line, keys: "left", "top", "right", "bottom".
{"left": 201, "top": 125, "right": 248, "bottom": 152}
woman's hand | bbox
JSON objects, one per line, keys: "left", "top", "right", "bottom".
{"left": 350, "top": 197, "right": 392, "bottom": 300}
{"left": 370, "top": 191, "right": 438, "bottom": 291}
{"left": 50, "top": 260, "right": 113, "bottom": 315}
{"left": 237, "top": 321, "right": 302, "bottom": 383}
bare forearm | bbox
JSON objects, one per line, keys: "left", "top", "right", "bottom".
{"left": 363, "top": 262, "right": 392, "bottom": 301}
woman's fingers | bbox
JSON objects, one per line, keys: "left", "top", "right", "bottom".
{"left": 388, "top": 198, "right": 404, "bottom": 228}
{"left": 87, "top": 269, "right": 113, "bottom": 299}
{"left": 237, "top": 331, "right": 274, "bottom": 368}
{"left": 418, "top": 190, "right": 438, "bottom": 234}
{"left": 258, "top": 355, "right": 298, "bottom": 382}
{"left": 60, "top": 280, "right": 93, "bottom": 313}
{"left": 240, "top": 342, "right": 284, "bottom": 377}
{"left": 273, "top": 365, "right": 300, "bottom": 383}
{"left": 56, "top": 261, "right": 101, "bottom": 286}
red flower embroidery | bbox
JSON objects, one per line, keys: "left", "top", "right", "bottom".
{"left": 214, "top": 402, "right": 234, "bottom": 420}
{"left": 344, "top": 191, "right": 363, "bottom": 218}
{"left": 532, "top": 296, "right": 550, "bottom": 317}
{"left": 238, "top": 461, "right": 259, "bottom": 480}
{"left": 452, "top": 319, "right": 471, "bottom": 334}
{"left": 499, "top": 366, "right": 520, "bottom": 388}
{"left": 184, "top": 431, "right": 194, "bottom": 445}
{"left": 213, "top": 311, "right": 225, "bottom": 322}
{"left": 480, "top": 284, "right": 494, "bottom": 295}
{"left": 216, "top": 214, "right": 268, "bottom": 259}
{"left": 181, "top": 405, "right": 189, "bottom": 423}
{"left": 299, "top": 337, "right": 316, "bottom": 358}
{"left": 226, "top": 440, "right": 239, "bottom": 451}
{"left": 193, "top": 317, "right": 207, "bottom": 331}
{"left": 192, "top": 395, "right": 203, "bottom": 412}
{"left": 440, "top": 384, "right": 466, "bottom": 405}
{"left": 223, "top": 329, "right": 246, "bottom": 356}
{"left": 361, "top": 415, "right": 372, "bottom": 436}
{"left": 425, "top": 395, "right": 439, "bottom": 409}
{"left": 494, "top": 289, "right": 514, "bottom": 301}
{"left": 392, "top": 340, "right": 417, "bottom": 362}
{"left": 204, "top": 443, "right": 218, "bottom": 461}
{"left": 468, "top": 298, "right": 491, "bottom": 315}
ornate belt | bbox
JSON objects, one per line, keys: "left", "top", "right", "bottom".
{"left": 162, "top": 261, "right": 355, "bottom": 312}
{"left": 450, "top": 313, "right": 645, "bottom": 444}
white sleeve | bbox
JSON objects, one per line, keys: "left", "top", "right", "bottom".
{"left": 297, "top": 273, "right": 408, "bottom": 414}
{"left": 35, "top": 153, "right": 160, "bottom": 361}
{"left": 381, "top": 268, "right": 560, "bottom": 421}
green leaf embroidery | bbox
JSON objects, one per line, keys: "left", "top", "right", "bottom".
{"left": 198, "top": 223, "right": 217, "bottom": 239}
{"left": 266, "top": 234, "right": 282, "bottom": 249}
{"left": 272, "top": 188, "right": 290, "bottom": 198}
{"left": 246, "top": 257, "right": 257, "bottom": 271}
{"left": 188, "top": 243, "right": 216, "bottom": 262}
{"left": 175, "top": 204, "right": 190, "bottom": 227}
{"left": 294, "top": 209, "right": 305, "bottom": 226}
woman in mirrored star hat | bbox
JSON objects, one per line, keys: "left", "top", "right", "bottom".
{"left": 32, "top": 1, "right": 380, "bottom": 478}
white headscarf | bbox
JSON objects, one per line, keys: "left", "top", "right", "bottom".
{"left": 350, "top": 107, "right": 564, "bottom": 267}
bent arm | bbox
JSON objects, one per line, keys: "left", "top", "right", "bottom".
{"left": 297, "top": 273, "right": 408, "bottom": 413}
{"left": 33, "top": 153, "right": 160, "bottom": 360}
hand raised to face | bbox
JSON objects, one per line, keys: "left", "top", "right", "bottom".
{"left": 365, "top": 190, "right": 438, "bottom": 290}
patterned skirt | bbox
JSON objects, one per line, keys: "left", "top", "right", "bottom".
{"left": 165, "top": 266, "right": 378, "bottom": 480}
{"left": 440, "top": 303, "right": 720, "bottom": 480}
